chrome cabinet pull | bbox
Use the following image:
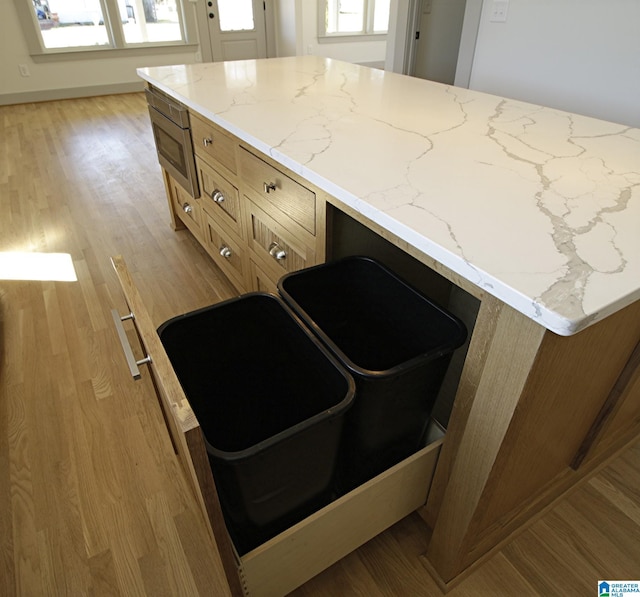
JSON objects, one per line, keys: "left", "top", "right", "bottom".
{"left": 211, "top": 189, "right": 225, "bottom": 204}
{"left": 203, "top": 137, "right": 213, "bottom": 147}
{"left": 268, "top": 241, "right": 287, "bottom": 261}
{"left": 111, "top": 309, "right": 152, "bottom": 380}
{"left": 263, "top": 182, "right": 276, "bottom": 194}
{"left": 219, "top": 246, "right": 232, "bottom": 258}
{"left": 182, "top": 202, "right": 193, "bottom": 214}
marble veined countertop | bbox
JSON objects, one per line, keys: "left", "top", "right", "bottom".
{"left": 138, "top": 56, "right": 640, "bottom": 336}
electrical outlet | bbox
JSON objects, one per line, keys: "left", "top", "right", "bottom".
{"left": 490, "top": 0, "right": 509, "bottom": 22}
{"left": 19, "top": 63, "right": 31, "bottom": 77}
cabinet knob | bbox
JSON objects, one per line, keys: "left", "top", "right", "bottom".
{"left": 263, "top": 181, "right": 277, "bottom": 194}
{"left": 182, "top": 202, "right": 193, "bottom": 214}
{"left": 212, "top": 189, "right": 225, "bottom": 204}
{"left": 268, "top": 241, "right": 287, "bottom": 261}
{"left": 203, "top": 137, "right": 213, "bottom": 147}
{"left": 219, "top": 246, "right": 232, "bottom": 259}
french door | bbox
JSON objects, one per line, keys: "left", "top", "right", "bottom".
{"left": 203, "top": 0, "right": 267, "bottom": 62}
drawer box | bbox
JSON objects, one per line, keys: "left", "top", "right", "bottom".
{"left": 239, "top": 147, "right": 316, "bottom": 236}
{"left": 111, "top": 256, "right": 443, "bottom": 597}
{"left": 203, "top": 213, "right": 250, "bottom": 293}
{"left": 246, "top": 200, "right": 315, "bottom": 278}
{"left": 191, "top": 113, "right": 238, "bottom": 176}
{"left": 197, "top": 156, "right": 244, "bottom": 240}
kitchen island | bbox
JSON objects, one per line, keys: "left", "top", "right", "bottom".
{"left": 135, "top": 56, "right": 640, "bottom": 594}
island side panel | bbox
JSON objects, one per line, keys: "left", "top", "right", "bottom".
{"left": 424, "top": 304, "right": 546, "bottom": 582}
{"left": 574, "top": 337, "right": 640, "bottom": 466}
{"left": 425, "top": 298, "right": 640, "bottom": 583}
{"left": 420, "top": 293, "right": 505, "bottom": 529}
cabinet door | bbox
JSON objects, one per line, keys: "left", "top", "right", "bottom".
{"left": 168, "top": 174, "right": 203, "bottom": 239}
{"left": 203, "top": 212, "right": 250, "bottom": 293}
{"left": 197, "top": 156, "right": 244, "bottom": 240}
{"left": 249, "top": 258, "right": 278, "bottom": 294}
{"left": 245, "top": 199, "right": 316, "bottom": 284}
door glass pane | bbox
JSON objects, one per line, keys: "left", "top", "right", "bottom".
{"left": 121, "top": 0, "right": 183, "bottom": 43}
{"left": 35, "top": 0, "right": 109, "bottom": 48}
{"left": 217, "top": 0, "right": 254, "bottom": 32}
{"left": 373, "top": 0, "right": 390, "bottom": 32}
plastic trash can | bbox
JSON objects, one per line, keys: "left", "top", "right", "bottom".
{"left": 158, "top": 293, "right": 355, "bottom": 554}
{"left": 278, "top": 256, "right": 467, "bottom": 490}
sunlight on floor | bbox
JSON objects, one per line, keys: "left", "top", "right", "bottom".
{"left": 0, "top": 252, "right": 77, "bottom": 281}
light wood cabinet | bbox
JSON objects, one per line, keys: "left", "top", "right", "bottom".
{"left": 239, "top": 147, "right": 317, "bottom": 236}
{"left": 245, "top": 200, "right": 316, "bottom": 280}
{"left": 197, "top": 156, "right": 245, "bottom": 240}
{"left": 202, "top": 211, "right": 251, "bottom": 292}
{"left": 175, "top": 112, "right": 326, "bottom": 295}
{"left": 165, "top": 170, "right": 203, "bottom": 241}
{"left": 191, "top": 112, "right": 238, "bottom": 177}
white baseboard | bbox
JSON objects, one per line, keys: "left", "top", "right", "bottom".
{"left": 0, "top": 81, "right": 144, "bottom": 106}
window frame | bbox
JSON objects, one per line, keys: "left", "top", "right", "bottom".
{"left": 317, "top": 0, "right": 389, "bottom": 42}
{"left": 14, "top": 0, "right": 198, "bottom": 58}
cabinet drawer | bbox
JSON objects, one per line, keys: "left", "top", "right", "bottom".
{"left": 191, "top": 113, "right": 238, "bottom": 176}
{"left": 196, "top": 156, "right": 244, "bottom": 240}
{"left": 239, "top": 147, "right": 316, "bottom": 235}
{"left": 168, "top": 174, "right": 202, "bottom": 237}
{"left": 204, "top": 213, "right": 249, "bottom": 292}
{"left": 246, "top": 200, "right": 315, "bottom": 278}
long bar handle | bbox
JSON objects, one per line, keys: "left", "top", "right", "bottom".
{"left": 111, "top": 309, "right": 152, "bottom": 380}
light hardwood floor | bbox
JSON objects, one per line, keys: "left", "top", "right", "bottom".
{"left": 1, "top": 94, "right": 638, "bottom": 596}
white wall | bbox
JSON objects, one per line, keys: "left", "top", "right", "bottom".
{"left": 274, "top": 0, "right": 299, "bottom": 56}
{"left": 469, "top": 0, "right": 640, "bottom": 127}
{"left": 0, "top": 0, "right": 200, "bottom": 104}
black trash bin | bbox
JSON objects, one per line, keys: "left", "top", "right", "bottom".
{"left": 278, "top": 256, "right": 467, "bottom": 491}
{"left": 158, "top": 293, "right": 355, "bottom": 554}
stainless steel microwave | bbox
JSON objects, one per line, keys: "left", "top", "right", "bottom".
{"left": 145, "top": 87, "right": 200, "bottom": 199}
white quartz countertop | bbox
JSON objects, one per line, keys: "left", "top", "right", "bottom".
{"left": 138, "top": 56, "right": 640, "bottom": 336}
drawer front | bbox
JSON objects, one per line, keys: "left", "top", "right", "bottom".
{"left": 191, "top": 113, "right": 238, "bottom": 176}
{"left": 204, "top": 213, "right": 249, "bottom": 292}
{"left": 111, "top": 256, "right": 239, "bottom": 596}
{"left": 239, "top": 147, "right": 316, "bottom": 235}
{"left": 197, "top": 156, "right": 244, "bottom": 239}
{"left": 246, "top": 200, "right": 315, "bottom": 277}
{"left": 170, "top": 176, "right": 202, "bottom": 237}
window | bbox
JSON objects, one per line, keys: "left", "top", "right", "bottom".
{"left": 217, "top": 0, "right": 255, "bottom": 32}
{"left": 320, "top": 0, "right": 390, "bottom": 38}
{"left": 22, "top": 0, "right": 195, "bottom": 54}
